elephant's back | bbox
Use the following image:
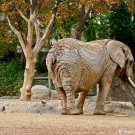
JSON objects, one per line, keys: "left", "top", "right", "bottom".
{"left": 49, "top": 38, "right": 108, "bottom": 64}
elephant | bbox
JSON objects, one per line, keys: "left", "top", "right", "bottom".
{"left": 46, "top": 38, "right": 135, "bottom": 115}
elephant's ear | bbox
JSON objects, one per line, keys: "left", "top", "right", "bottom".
{"left": 110, "top": 52, "right": 125, "bottom": 68}
{"left": 107, "top": 44, "right": 126, "bottom": 69}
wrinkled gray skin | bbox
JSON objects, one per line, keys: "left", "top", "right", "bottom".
{"left": 46, "top": 38, "right": 135, "bottom": 115}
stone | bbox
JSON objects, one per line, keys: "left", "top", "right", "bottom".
{"left": 31, "top": 85, "right": 59, "bottom": 100}
{"left": 50, "top": 90, "right": 59, "bottom": 100}
{"left": 0, "top": 106, "right": 5, "bottom": 112}
{"left": 0, "top": 96, "right": 19, "bottom": 99}
{"left": 31, "top": 85, "right": 49, "bottom": 100}
{"left": 27, "top": 102, "right": 60, "bottom": 114}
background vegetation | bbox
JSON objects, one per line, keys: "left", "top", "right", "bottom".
{"left": 0, "top": 0, "right": 135, "bottom": 96}
{"left": 0, "top": 59, "right": 24, "bottom": 96}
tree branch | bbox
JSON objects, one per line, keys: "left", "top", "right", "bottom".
{"left": 5, "top": 15, "right": 27, "bottom": 57}
{"left": 34, "top": 19, "right": 41, "bottom": 45}
{"left": 33, "top": 0, "right": 61, "bottom": 57}
{"left": 27, "top": 21, "right": 33, "bottom": 47}
{"left": 27, "top": 0, "right": 37, "bottom": 47}
{"left": 76, "top": 5, "right": 91, "bottom": 40}
{"left": 12, "top": 1, "right": 29, "bottom": 22}
{"left": 31, "top": 0, "right": 36, "bottom": 14}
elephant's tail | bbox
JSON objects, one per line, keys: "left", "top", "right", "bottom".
{"left": 46, "top": 53, "right": 56, "bottom": 79}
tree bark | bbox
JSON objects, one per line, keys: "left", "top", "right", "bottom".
{"left": 76, "top": 5, "right": 91, "bottom": 40}
{"left": 20, "top": 57, "right": 37, "bottom": 100}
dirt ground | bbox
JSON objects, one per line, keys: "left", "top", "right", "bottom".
{"left": 0, "top": 98, "right": 135, "bottom": 135}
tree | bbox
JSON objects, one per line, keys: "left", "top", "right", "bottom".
{"left": 50, "top": 0, "right": 120, "bottom": 40}
{"left": 76, "top": 4, "right": 90, "bottom": 40}
{"left": 109, "top": 0, "right": 135, "bottom": 58}
{"left": 75, "top": 0, "right": 120, "bottom": 40}
{"left": 0, "top": 0, "right": 61, "bottom": 100}
{"left": 126, "top": 0, "right": 135, "bottom": 22}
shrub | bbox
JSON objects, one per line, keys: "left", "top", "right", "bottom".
{"left": 36, "top": 56, "right": 48, "bottom": 73}
{"left": 0, "top": 59, "right": 24, "bottom": 96}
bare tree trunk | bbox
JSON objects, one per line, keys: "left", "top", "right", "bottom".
{"left": 6, "top": 0, "right": 61, "bottom": 100}
{"left": 20, "top": 57, "right": 37, "bottom": 100}
{"left": 76, "top": 5, "right": 91, "bottom": 40}
{"left": 76, "top": 5, "right": 85, "bottom": 40}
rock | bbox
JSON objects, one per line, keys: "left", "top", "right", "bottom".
{"left": 31, "top": 85, "right": 50, "bottom": 100}
{"left": 50, "top": 90, "right": 59, "bottom": 100}
{"left": 31, "top": 85, "right": 59, "bottom": 100}
{"left": 0, "top": 96, "right": 19, "bottom": 99}
{"left": 4, "top": 103, "right": 9, "bottom": 106}
{"left": 27, "top": 102, "right": 60, "bottom": 114}
{"left": 41, "top": 101, "right": 46, "bottom": 106}
{"left": 0, "top": 106, "right": 5, "bottom": 112}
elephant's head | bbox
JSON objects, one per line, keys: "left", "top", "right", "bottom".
{"left": 107, "top": 40, "right": 135, "bottom": 106}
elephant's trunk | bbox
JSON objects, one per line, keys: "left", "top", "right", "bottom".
{"left": 121, "top": 79, "right": 135, "bottom": 107}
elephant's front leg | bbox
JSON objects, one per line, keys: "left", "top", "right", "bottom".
{"left": 76, "top": 91, "right": 89, "bottom": 114}
{"left": 93, "top": 65, "right": 116, "bottom": 115}
{"left": 93, "top": 82, "right": 111, "bottom": 115}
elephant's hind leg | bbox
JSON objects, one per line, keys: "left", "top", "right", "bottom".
{"left": 62, "top": 79, "right": 80, "bottom": 115}
{"left": 76, "top": 91, "right": 89, "bottom": 114}
{"left": 56, "top": 86, "right": 67, "bottom": 115}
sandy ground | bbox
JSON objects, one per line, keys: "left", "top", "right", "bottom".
{"left": 0, "top": 98, "right": 135, "bottom": 135}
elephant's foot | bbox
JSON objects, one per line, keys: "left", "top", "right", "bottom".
{"left": 61, "top": 108, "right": 67, "bottom": 115}
{"left": 67, "top": 108, "right": 80, "bottom": 115}
{"left": 93, "top": 109, "right": 106, "bottom": 115}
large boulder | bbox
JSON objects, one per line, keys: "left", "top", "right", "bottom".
{"left": 50, "top": 90, "right": 59, "bottom": 100}
{"left": 31, "top": 85, "right": 49, "bottom": 100}
{"left": 31, "top": 85, "right": 59, "bottom": 100}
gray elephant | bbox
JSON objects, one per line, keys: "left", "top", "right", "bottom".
{"left": 46, "top": 38, "right": 135, "bottom": 115}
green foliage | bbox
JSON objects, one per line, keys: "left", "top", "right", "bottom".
{"left": 0, "top": 18, "right": 17, "bottom": 59}
{"left": 36, "top": 57, "right": 48, "bottom": 73}
{"left": 84, "top": 17, "right": 96, "bottom": 41}
{"left": 94, "top": 13, "right": 110, "bottom": 40}
{"left": 0, "top": 59, "right": 24, "bottom": 96}
{"left": 52, "top": 16, "right": 78, "bottom": 39}
{"left": 84, "top": 12, "right": 110, "bottom": 41}
{"left": 109, "top": 0, "right": 135, "bottom": 58}
{"left": 62, "top": 16, "right": 78, "bottom": 37}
